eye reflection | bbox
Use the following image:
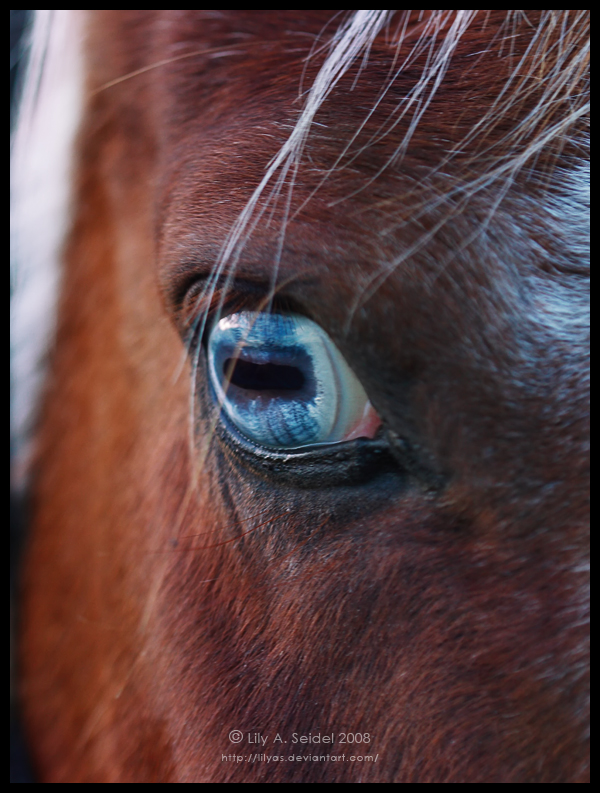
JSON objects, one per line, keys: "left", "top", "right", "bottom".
{"left": 207, "top": 311, "right": 381, "bottom": 449}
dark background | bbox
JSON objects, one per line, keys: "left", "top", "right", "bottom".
{"left": 11, "top": 9, "right": 36, "bottom": 784}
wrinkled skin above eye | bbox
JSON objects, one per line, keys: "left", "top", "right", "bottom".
{"left": 207, "top": 311, "right": 381, "bottom": 449}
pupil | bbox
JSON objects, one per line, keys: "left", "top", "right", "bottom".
{"left": 225, "top": 358, "right": 306, "bottom": 391}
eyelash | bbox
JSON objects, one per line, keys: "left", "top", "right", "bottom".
{"left": 181, "top": 279, "right": 308, "bottom": 349}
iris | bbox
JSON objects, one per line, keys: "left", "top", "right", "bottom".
{"left": 207, "top": 311, "right": 377, "bottom": 449}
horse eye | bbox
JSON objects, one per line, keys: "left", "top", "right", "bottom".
{"left": 207, "top": 311, "right": 381, "bottom": 449}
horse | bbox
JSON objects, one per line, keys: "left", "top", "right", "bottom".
{"left": 12, "top": 10, "right": 589, "bottom": 782}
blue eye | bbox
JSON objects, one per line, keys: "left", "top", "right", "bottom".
{"left": 207, "top": 311, "right": 380, "bottom": 450}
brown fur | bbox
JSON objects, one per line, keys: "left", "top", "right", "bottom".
{"left": 20, "top": 11, "right": 589, "bottom": 781}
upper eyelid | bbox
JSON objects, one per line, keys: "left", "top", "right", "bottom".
{"left": 179, "top": 278, "right": 263, "bottom": 335}
{"left": 180, "top": 277, "right": 312, "bottom": 342}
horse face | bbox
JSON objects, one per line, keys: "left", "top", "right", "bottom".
{"left": 19, "top": 10, "right": 589, "bottom": 782}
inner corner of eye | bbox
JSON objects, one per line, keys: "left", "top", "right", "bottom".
{"left": 341, "top": 399, "right": 382, "bottom": 442}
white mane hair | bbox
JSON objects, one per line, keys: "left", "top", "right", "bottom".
{"left": 10, "top": 10, "right": 84, "bottom": 488}
{"left": 190, "top": 9, "right": 589, "bottom": 348}
{"left": 10, "top": 10, "right": 590, "bottom": 486}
